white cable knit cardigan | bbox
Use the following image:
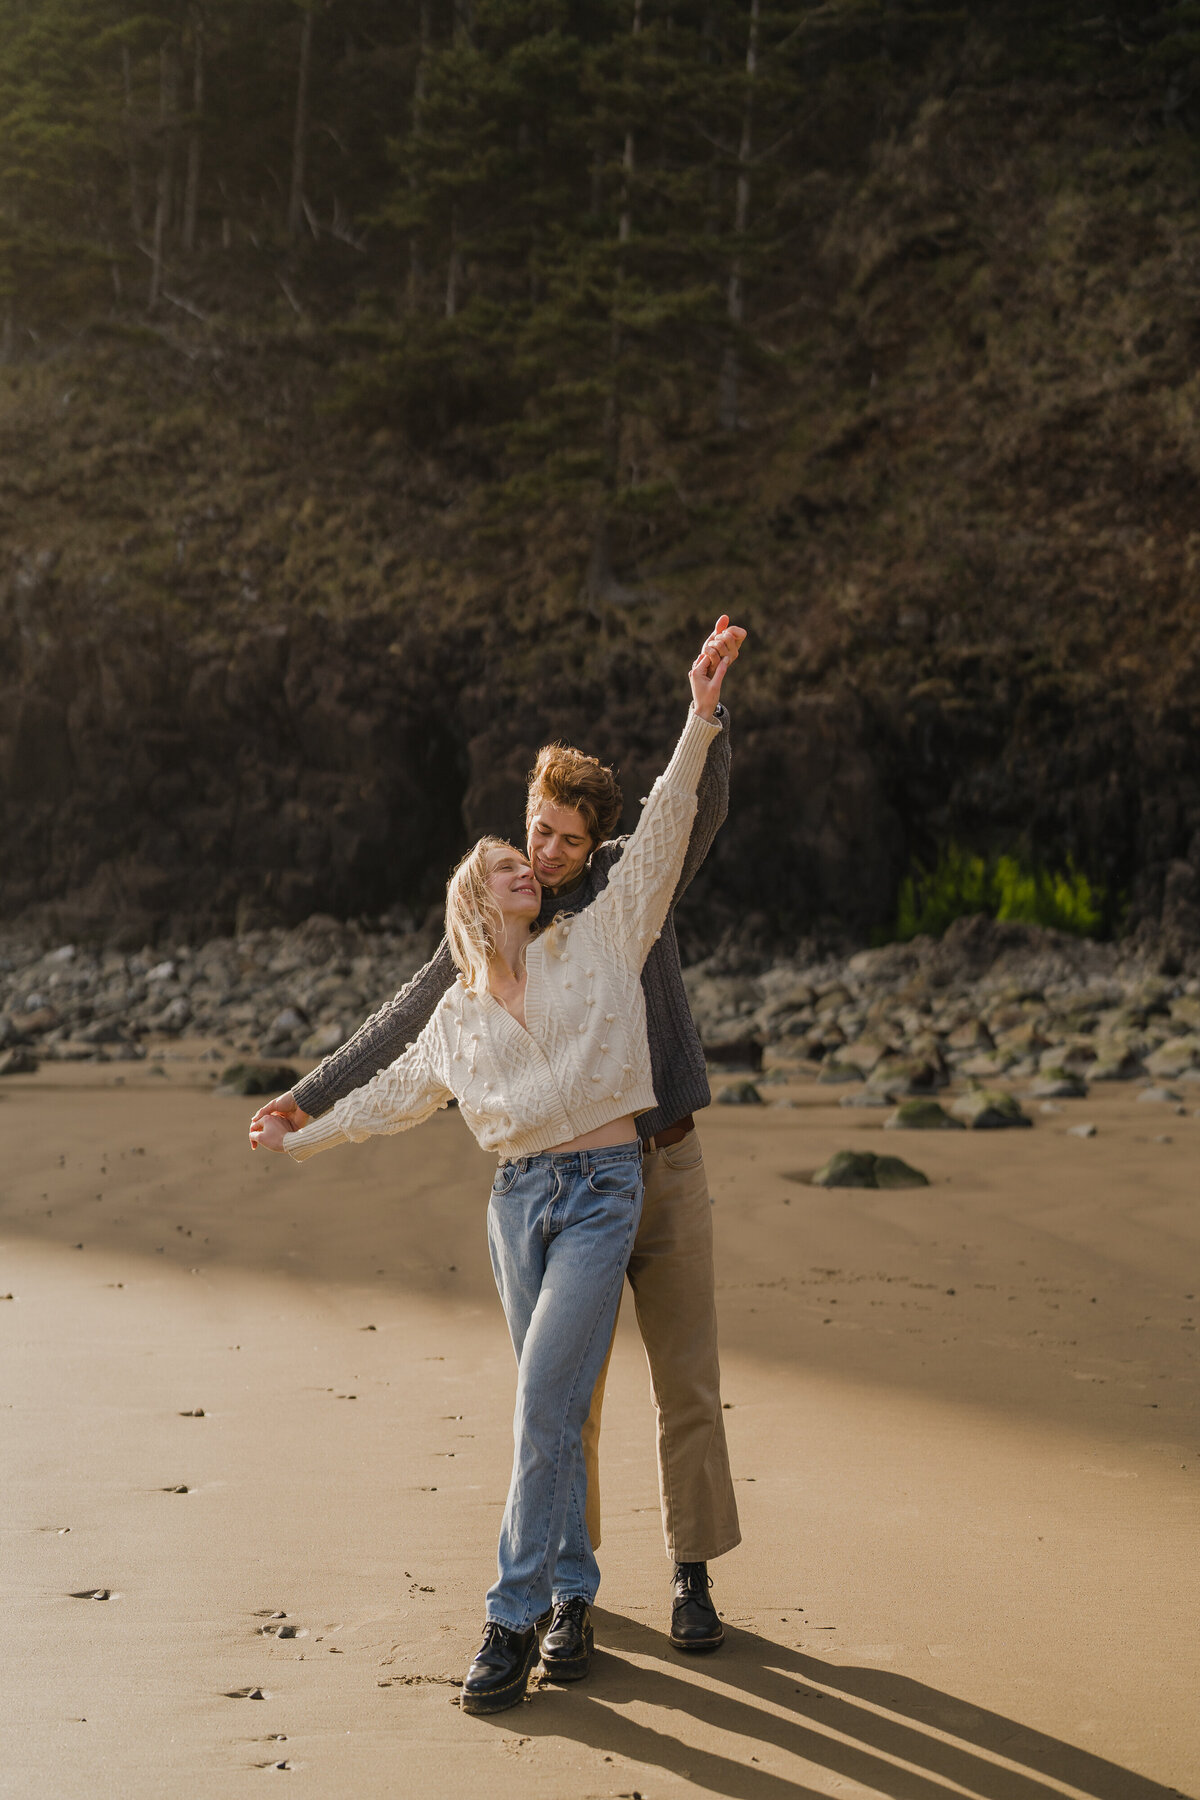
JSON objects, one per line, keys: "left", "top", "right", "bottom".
{"left": 283, "top": 707, "right": 720, "bottom": 1165}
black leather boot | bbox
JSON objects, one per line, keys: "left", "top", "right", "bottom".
{"left": 669, "top": 1562, "right": 724, "bottom": 1652}
{"left": 460, "top": 1620, "right": 540, "bottom": 1715}
{"left": 539, "top": 1596, "right": 594, "bottom": 1681}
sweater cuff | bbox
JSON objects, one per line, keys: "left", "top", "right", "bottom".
{"left": 660, "top": 707, "right": 721, "bottom": 796}
{"left": 284, "top": 1109, "right": 349, "bottom": 1164}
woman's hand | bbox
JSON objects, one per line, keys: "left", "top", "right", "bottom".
{"left": 698, "top": 614, "right": 746, "bottom": 677}
{"left": 249, "top": 1091, "right": 310, "bottom": 1132}
{"left": 249, "top": 1110, "right": 297, "bottom": 1154}
{"left": 690, "top": 614, "right": 746, "bottom": 719}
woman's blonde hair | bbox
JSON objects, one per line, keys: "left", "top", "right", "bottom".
{"left": 445, "top": 835, "right": 522, "bottom": 994}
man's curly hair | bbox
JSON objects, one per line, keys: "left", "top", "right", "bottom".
{"left": 526, "top": 743, "right": 623, "bottom": 847}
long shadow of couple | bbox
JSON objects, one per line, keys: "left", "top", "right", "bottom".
{"left": 491, "top": 1612, "right": 1190, "bottom": 1800}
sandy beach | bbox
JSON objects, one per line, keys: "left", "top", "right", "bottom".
{"left": 1, "top": 1050, "right": 1197, "bottom": 1800}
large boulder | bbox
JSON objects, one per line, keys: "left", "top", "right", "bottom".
{"left": 811, "top": 1150, "right": 929, "bottom": 1189}
{"left": 884, "top": 1098, "right": 965, "bottom": 1130}
{"left": 214, "top": 1061, "right": 300, "bottom": 1097}
{"left": 950, "top": 1088, "right": 1032, "bottom": 1129}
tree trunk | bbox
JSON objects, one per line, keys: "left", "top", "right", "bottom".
{"left": 407, "top": 0, "right": 431, "bottom": 311}
{"left": 182, "top": 8, "right": 205, "bottom": 253}
{"left": 288, "top": 4, "right": 315, "bottom": 242}
{"left": 718, "top": 0, "right": 759, "bottom": 431}
{"left": 589, "top": 0, "right": 643, "bottom": 606}
{"left": 445, "top": 205, "right": 461, "bottom": 319}
{"left": 148, "top": 38, "right": 179, "bottom": 309}
{"left": 122, "top": 44, "right": 144, "bottom": 238}
{"left": 601, "top": 0, "right": 641, "bottom": 494}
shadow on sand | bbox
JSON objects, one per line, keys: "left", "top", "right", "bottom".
{"left": 479, "top": 1612, "right": 1191, "bottom": 1800}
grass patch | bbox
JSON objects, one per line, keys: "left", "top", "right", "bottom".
{"left": 895, "top": 843, "right": 1105, "bottom": 941}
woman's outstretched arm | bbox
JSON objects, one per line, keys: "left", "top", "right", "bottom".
{"left": 582, "top": 632, "right": 743, "bottom": 970}
{"left": 250, "top": 1025, "right": 453, "bottom": 1163}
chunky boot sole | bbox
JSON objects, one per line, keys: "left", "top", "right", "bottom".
{"left": 540, "top": 1625, "right": 594, "bottom": 1683}
{"left": 460, "top": 1634, "right": 540, "bottom": 1716}
{"left": 670, "top": 1622, "right": 725, "bottom": 1654}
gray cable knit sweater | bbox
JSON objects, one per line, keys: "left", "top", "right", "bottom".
{"left": 291, "top": 706, "right": 730, "bottom": 1140}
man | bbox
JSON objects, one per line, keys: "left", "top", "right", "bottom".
{"left": 252, "top": 617, "right": 746, "bottom": 1661}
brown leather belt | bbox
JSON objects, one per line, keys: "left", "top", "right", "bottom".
{"left": 644, "top": 1114, "right": 695, "bottom": 1153}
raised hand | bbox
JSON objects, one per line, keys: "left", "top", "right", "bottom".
{"left": 698, "top": 613, "right": 747, "bottom": 677}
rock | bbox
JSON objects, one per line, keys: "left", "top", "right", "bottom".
{"left": 214, "top": 1061, "right": 300, "bottom": 1097}
{"left": 716, "top": 1080, "right": 764, "bottom": 1105}
{"left": 1088, "top": 1042, "right": 1144, "bottom": 1081}
{"left": 811, "top": 1150, "right": 928, "bottom": 1189}
{"left": 18, "top": 1006, "right": 59, "bottom": 1036}
{"left": 150, "top": 996, "right": 192, "bottom": 1034}
{"left": 957, "top": 1050, "right": 1015, "bottom": 1079}
{"left": 815, "top": 1061, "right": 863, "bottom": 1085}
{"left": 1136, "top": 1085, "right": 1183, "bottom": 1104}
{"left": 300, "top": 1022, "right": 346, "bottom": 1059}
{"left": 872, "top": 1154, "right": 931, "bottom": 1189}
{"left": 947, "top": 1018, "right": 994, "bottom": 1052}
{"left": 1144, "top": 1035, "right": 1200, "bottom": 1079}
{"left": 1030, "top": 1073, "right": 1088, "bottom": 1099}
{"left": 950, "top": 1088, "right": 1032, "bottom": 1129}
{"left": 835, "top": 1038, "right": 894, "bottom": 1075}
{"left": 871, "top": 1055, "right": 944, "bottom": 1094}
{"left": 1067, "top": 1123, "right": 1097, "bottom": 1139}
{"left": 266, "top": 1005, "right": 309, "bottom": 1040}
{"left": 884, "top": 1098, "right": 965, "bottom": 1130}
{"left": 704, "top": 1038, "right": 764, "bottom": 1072}
{"left": 0, "top": 1047, "right": 38, "bottom": 1076}
{"left": 0, "top": 1014, "right": 31, "bottom": 1049}
{"left": 839, "top": 1084, "right": 899, "bottom": 1107}
{"left": 810, "top": 1150, "right": 879, "bottom": 1188}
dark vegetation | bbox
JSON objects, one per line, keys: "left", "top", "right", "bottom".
{"left": 2, "top": 1, "right": 1200, "bottom": 955}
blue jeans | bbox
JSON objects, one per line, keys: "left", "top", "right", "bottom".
{"left": 484, "top": 1142, "right": 644, "bottom": 1630}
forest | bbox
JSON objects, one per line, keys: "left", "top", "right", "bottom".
{"left": 2, "top": 1, "right": 1200, "bottom": 954}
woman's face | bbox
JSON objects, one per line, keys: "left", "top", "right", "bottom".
{"left": 485, "top": 846, "right": 541, "bottom": 921}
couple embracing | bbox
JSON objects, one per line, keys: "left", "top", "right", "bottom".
{"left": 249, "top": 616, "right": 747, "bottom": 1715}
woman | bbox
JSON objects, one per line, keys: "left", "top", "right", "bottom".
{"left": 249, "top": 642, "right": 731, "bottom": 1714}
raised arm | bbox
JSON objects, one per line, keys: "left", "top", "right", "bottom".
{"left": 278, "top": 1026, "right": 454, "bottom": 1164}
{"left": 584, "top": 650, "right": 732, "bottom": 970}
{"left": 674, "top": 703, "right": 731, "bottom": 901}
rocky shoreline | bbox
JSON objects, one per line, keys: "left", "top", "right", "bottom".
{"left": 3, "top": 912, "right": 1199, "bottom": 1110}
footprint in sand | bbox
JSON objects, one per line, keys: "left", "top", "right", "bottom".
{"left": 70, "top": 1588, "right": 119, "bottom": 1601}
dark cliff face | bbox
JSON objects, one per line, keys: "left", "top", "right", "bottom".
{"left": 4, "top": 568, "right": 1200, "bottom": 955}
{"left": 4, "top": 73, "right": 1200, "bottom": 951}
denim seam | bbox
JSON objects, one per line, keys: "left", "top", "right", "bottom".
{"left": 509, "top": 1200, "right": 640, "bottom": 1628}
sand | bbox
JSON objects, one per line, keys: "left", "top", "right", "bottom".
{"left": 1, "top": 1050, "right": 1197, "bottom": 1799}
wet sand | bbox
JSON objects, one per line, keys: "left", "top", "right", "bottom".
{"left": 1, "top": 1052, "right": 1196, "bottom": 1799}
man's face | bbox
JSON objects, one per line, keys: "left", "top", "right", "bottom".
{"left": 527, "top": 802, "right": 594, "bottom": 893}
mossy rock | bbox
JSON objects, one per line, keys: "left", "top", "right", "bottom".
{"left": 716, "top": 1079, "right": 764, "bottom": 1105}
{"left": 884, "top": 1098, "right": 965, "bottom": 1131}
{"left": 810, "top": 1150, "right": 929, "bottom": 1189}
{"left": 950, "top": 1088, "right": 1032, "bottom": 1129}
{"left": 815, "top": 1061, "right": 863, "bottom": 1084}
{"left": 871, "top": 1154, "right": 931, "bottom": 1189}
{"left": 215, "top": 1061, "right": 299, "bottom": 1097}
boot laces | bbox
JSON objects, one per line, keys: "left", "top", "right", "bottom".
{"left": 674, "top": 1561, "right": 712, "bottom": 1598}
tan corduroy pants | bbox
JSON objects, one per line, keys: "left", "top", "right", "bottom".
{"left": 582, "top": 1129, "right": 741, "bottom": 1564}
